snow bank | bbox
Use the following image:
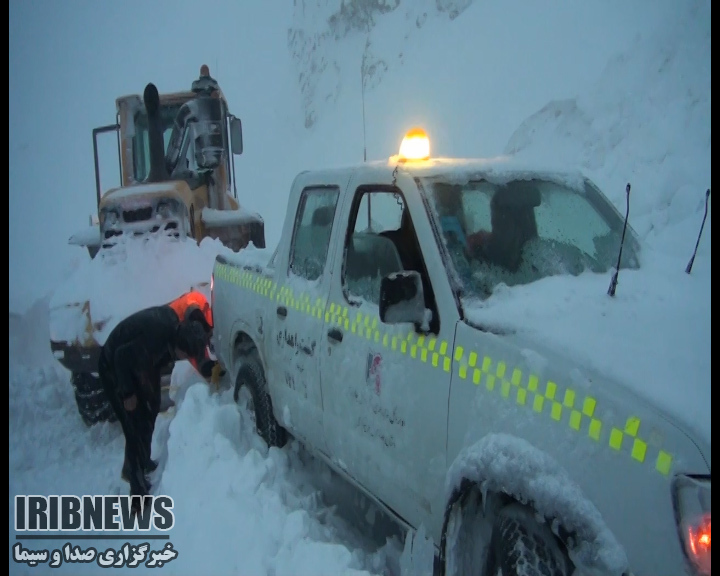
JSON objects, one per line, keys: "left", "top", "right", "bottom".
{"left": 48, "top": 237, "right": 233, "bottom": 345}
{"left": 155, "top": 375, "right": 382, "bottom": 576}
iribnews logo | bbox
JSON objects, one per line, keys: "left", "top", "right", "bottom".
{"left": 15, "top": 495, "right": 175, "bottom": 531}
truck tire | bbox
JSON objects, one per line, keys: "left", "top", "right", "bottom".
{"left": 71, "top": 372, "right": 116, "bottom": 427}
{"left": 484, "top": 503, "right": 571, "bottom": 576}
{"left": 233, "top": 358, "right": 287, "bottom": 449}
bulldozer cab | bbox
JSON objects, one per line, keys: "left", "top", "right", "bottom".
{"left": 72, "top": 65, "right": 261, "bottom": 257}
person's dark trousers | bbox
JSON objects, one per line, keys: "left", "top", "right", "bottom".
{"left": 137, "top": 371, "right": 162, "bottom": 473}
{"left": 98, "top": 354, "right": 150, "bottom": 497}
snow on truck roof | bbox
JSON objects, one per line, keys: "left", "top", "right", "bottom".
{"left": 307, "top": 156, "right": 588, "bottom": 190}
{"left": 312, "top": 128, "right": 588, "bottom": 189}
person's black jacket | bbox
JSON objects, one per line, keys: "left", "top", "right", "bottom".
{"left": 101, "top": 305, "right": 180, "bottom": 401}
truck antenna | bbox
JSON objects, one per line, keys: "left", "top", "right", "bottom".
{"left": 685, "top": 188, "right": 710, "bottom": 274}
{"left": 361, "top": 68, "right": 367, "bottom": 162}
{"left": 361, "top": 32, "right": 371, "bottom": 163}
{"left": 607, "top": 183, "right": 631, "bottom": 297}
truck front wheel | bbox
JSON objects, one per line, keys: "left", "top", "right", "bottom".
{"left": 233, "top": 358, "right": 287, "bottom": 449}
{"left": 484, "top": 503, "right": 571, "bottom": 576}
{"left": 71, "top": 372, "right": 116, "bottom": 427}
{"left": 444, "top": 496, "right": 571, "bottom": 576}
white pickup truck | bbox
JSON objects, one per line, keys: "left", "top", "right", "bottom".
{"left": 210, "top": 130, "right": 711, "bottom": 576}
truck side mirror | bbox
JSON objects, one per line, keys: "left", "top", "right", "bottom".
{"left": 230, "top": 116, "right": 243, "bottom": 155}
{"left": 379, "top": 270, "right": 428, "bottom": 328}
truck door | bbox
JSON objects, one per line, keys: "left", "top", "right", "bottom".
{"left": 319, "top": 174, "right": 457, "bottom": 532}
{"left": 266, "top": 176, "right": 349, "bottom": 450}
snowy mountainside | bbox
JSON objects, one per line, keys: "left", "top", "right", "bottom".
{"left": 504, "top": 0, "right": 711, "bottom": 256}
{"left": 288, "top": 0, "right": 473, "bottom": 128}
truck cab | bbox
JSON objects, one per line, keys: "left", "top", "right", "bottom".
{"left": 211, "top": 129, "right": 711, "bottom": 576}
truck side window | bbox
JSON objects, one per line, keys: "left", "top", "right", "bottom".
{"left": 288, "top": 186, "right": 340, "bottom": 281}
{"left": 343, "top": 187, "right": 440, "bottom": 333}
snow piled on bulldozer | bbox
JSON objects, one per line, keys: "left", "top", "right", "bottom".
{"left": 49, "top": 237, "right": 240, "bottom": 346}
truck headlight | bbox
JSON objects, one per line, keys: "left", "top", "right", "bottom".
{"left": 672, "top": 474, "right": 711, "bottom": 576}
{"left": 156, "top": 200, "right": 178, "bottom": 219}
{"left": 102, "top": 208, "right": 119, "bottom": 227}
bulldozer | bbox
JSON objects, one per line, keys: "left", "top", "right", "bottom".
{"left": 49, "top": 66, "right": 264, "bottom": 426}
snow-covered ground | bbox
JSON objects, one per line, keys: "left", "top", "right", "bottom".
{"left": 9, "top": 0, "right": 710, "bottom": 574}
{"left": 10, "top": 307, "right": 407, "bottom": 576}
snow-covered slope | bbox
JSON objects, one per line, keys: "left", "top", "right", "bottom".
{"left": 288, "top": 0, "right": 474, "bottom": 128}
{"left": 504, "top": 0, "right": 711, "bottom": 254}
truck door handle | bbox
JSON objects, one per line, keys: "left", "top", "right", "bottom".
{"left": 277, "top": 306, "right": 287, "bottom": 318}
{"left": 327, "top": 328, "right": 343, "bottom": 343}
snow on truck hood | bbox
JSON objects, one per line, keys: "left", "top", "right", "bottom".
{"left": 462, "top": 250, "right": 711, "bottom": 449}
{"left": 49, "top": 236, "right": 234, "bottom": 345}
{"left": 103, "top": 181, "right": 181, "bottom": 201}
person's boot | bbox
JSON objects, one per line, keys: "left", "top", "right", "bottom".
{"left": 130, "top": 467, "right": 151, "bottom": 497}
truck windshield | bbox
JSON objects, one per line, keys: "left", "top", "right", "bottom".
{"left": 132, "top": 104, "right": 183, "bottom": 181}
{"left": 424, "top": 176, "right": 640, "bottom": 300}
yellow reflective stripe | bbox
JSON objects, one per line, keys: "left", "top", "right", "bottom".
{"left": 485, "top": 373, "right": 495, "bottom": 390}
{"left": 528, "top": 375, "right": 539, "bottom": 392}
{"left": 625, "top": 416, "right": 640, "bottom": 436}
{"left": 656, "top": 451, "right": 673, "bottom": 475}
{"left": 533, "top": 394, "right": 544, "bottom": 413}
{"left": 569, "top": 410, "right": 582, "bottom": 430}
{"left": 609, "top": 428, "right": 624, "bottom": 450}
{"left": 219, "top": 266, "right": 675, "bottom": 478}
{"left": 545, "top": 381, "right": 557, "bottom": 399}
{"left": 501, "top": 380, "right": 511, "bottom": 398}
{"left": 631, "top": 438, "right": 647, "bottom": 462}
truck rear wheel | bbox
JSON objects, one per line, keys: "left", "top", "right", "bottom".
{"left": 71, "top": 372, "right": 116, "bottom": 427}
{"left": 233, "top": 358, "right": 287, "bottom": 449}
